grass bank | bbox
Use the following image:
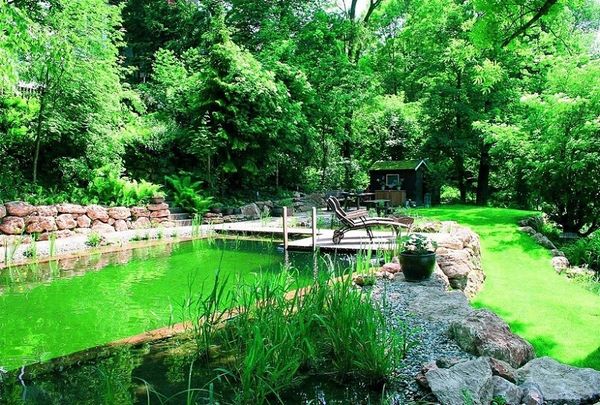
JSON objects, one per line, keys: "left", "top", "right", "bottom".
{"left": 415, "top": 205, "right": 600, "bottom": 370}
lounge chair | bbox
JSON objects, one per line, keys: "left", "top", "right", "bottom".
{"left": 326, "top": 197, "right": 412, "bottom": 244}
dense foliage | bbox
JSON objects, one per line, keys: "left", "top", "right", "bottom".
{"left": 1, "top": 0, "right": 598, "bottom": 233}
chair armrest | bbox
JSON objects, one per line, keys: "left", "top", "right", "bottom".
{"left": 346, "top": 210, "right": 368, "bottom": 220}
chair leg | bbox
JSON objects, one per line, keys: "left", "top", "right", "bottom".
{"left": 366, "top": 228, "right": 374, "bottom": 241}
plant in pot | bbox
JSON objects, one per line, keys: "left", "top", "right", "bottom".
{"left": 210, "top": 202, "right": 224, "bottom": 214}
{"left": 399, "top": 234, "right": 438, "bottom": 282}
{"left": 150, "top": 191, "right": 166, "bottom": 205}
{"left": 272, "top": 198, "right": 294, "bottom": 217}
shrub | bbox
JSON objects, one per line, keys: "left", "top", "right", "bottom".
{"left": 85, "top": 232, "right": 102, "bottom": 247}
{"left": 165, "top": 173, "right": 213, "bottom": 215}
{"left": 87, "top": 165, "right": 162, "bottom": 206}
{"left": 562, "top": 233, "right": 600, "bottom": 272}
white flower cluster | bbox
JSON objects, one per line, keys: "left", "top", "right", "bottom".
{"left": 402, "top": 234, "right": 437, "bottom": 255}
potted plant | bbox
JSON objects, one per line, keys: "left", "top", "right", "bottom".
{"left": 150, "top": 192, "right": 166, "bottom": 205}
{"left": 272, "top": 198, "right": 294, "bottom": 217}
{"left": 210, "top": 202, "right": 224, "bottom": 214}
{"left": 399, "top": 234, "right": 438, "bottom": 281}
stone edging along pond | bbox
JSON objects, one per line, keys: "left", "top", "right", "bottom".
{"left": 0, "top": 200, "right": 175, "bottom": 239}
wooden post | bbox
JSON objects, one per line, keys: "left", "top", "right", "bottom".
{"left": 283, "top": 206, "right": 288, "bottom": 250}
{"left": 312, "top": 207, "right": 317, "bottom": 251}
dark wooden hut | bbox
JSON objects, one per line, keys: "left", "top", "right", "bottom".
{"left": 368, "top": 159, "right": 430, "bottom": 206}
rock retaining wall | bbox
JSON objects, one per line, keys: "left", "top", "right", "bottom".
{"left": 0, "top": 201, "right": 173, "bottom": 240}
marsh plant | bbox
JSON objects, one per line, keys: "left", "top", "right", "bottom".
{"left": 182, "top": 268, "right": 410, "bottom": 404}
{"left": 22, "top": 238, "right": 37, "bottom": 259}
{"left": 48, "top": 232, "right": 57, "bottom": 257}
{"left": 86, "top": 232, "right": 102, "bottom": 247}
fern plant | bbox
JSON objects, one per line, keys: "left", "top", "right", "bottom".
{"left": 165, "top": 173, "right": 213, "bottom": 215}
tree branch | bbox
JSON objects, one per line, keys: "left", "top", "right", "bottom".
{"left": 501, "top": 0, "right": 558, "bottom": 47}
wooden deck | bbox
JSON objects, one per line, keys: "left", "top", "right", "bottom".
{"left": 210, "top": 217, "right": 398, "bottom": 253}
{"left": 286, "top": 229, "right": 398, "bottom": 253}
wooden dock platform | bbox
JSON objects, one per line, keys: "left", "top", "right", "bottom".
{"left": 210, "top": 217, "right": 398, "bottom": 253}
{"left": 286, "top": 229, "right": 398, "bottom": 253}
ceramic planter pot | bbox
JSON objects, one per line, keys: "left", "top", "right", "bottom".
{"left": 399, "top": 252, "right": 436, "bottom": 282}
{"left": 151, "top": 196, "right": 165, "bottom": 204}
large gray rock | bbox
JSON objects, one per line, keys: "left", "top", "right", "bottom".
{"left": 426, "top": 357, "right": 494, "bottom": 405}
{"left": 532, "top": 233, "right": 556, "bottom": 249}
{"left": 517, "top": 357, "right": 600, "bottom": 404}
{"left": 5, "top": 201, "right": 34, "bottom": 217}
{"left": 492, "top": 376, "right": 523, "bottom": 405}
{"left": 521, "top": 382, "right": 544, "bottom": 405}
{"left": 518, "top": 226, "right": 536, "bottom": 235}
{"left": 450, "top": 309, "right": 535, "bottom": 368}
{"left": 405, "top": 286, "right": 473, "bottom": 325}
{"left": 240, "top": 203, "right": 261, "bottom": 219}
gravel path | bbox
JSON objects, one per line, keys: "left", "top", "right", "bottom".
{"left": 370, "top": 273, "right": 474, "bottom": 403}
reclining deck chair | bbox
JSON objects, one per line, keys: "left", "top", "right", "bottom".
{"left": 327, "top": 196, "right": 413, "bottom": 244}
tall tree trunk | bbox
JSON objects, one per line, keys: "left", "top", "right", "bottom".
{"left": 32, "top": 87, "right": 47, "bottom": 184}
{"left": 456, "top": 156, "right": 467, "bottom": 203}
{"left": 476, "top": 140, "right": 491, "bottom": 205}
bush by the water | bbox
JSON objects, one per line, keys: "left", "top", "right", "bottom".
{"left": 184, "top": 271, "right": 409, "bottom": 404}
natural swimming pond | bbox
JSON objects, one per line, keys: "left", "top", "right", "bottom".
{"left": 0, "top": 239, "right": 330, "bottom": 372}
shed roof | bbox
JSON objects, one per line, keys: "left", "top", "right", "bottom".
{"left": 370, "top": 159, "right": 428, "bottom": 171}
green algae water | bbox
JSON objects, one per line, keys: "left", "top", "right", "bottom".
{"left": 0, "top": 239, "right": 318, "bottom": 371}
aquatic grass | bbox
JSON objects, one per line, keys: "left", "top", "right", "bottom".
{"left": 184, "top": 264, "right": 410, "bottom": 404}
{"left": 48, "top": 232, "right": 57, "bottom": 257}
{"left": 191, "top": 214, "right": 202, "bottom": 238}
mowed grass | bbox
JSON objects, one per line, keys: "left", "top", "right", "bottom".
{"left": 415, "top": 205, "right": 600, "bottom": 370}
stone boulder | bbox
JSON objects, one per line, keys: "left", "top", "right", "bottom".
{"left": 488, "top": 357, "right": 517, "bottom": 383}
{"left": 77, "top": 215, "right": 92, "bottom": 228}
{"left": 91, "top": 221, "right": 115, "bottom": 233}
{"left": 150, "top": 209, "right": 170, "bottom": 218}
{"left": 450, "top": 309, "right": 535, "bottom": 368}
{"left": 87, "top": 205, "right": 109, "bottom": 222}
{"left": 492, "top": 376, "right": 523, "bottom": 405}
{"left": 240, "top": 203, "right": 261, "bottom": 219}
{"left": 108, "top": 207, "right": 131, "bottom": 220}
{"left": 551, "top": 256, "right": 570, "bottom": 273}
{"left": 5, "top": 201, "right": 34, "bottom": 217}
{"left": 425, "top": 357, "right": 494, "bottom": 405}
{"left": 532, "top": 233, "right": 556, "bottom": 249}
{"left": 517, "top": 357, "right": 600, "bottom": 404}
{"left": 518, "top": 226, "right": 536, "bottom": 235}
{"left": 130, "top": 206, "right": 150, "bottom": 218}
{"left": 132, "top": 217, "right": 151, "bottom": 229}
{"left": 56, "top": 203, "right": 87, "bottom": 214}
{"left": 436, "top": 248, "right": 480, "bottom": 291}
{"left": 113, "top": 219, "right": 128, "bottom": 232}
{"left": 0, "top": 216, "right": 25, "bottom": 235}
{"left": 34, "top": 205, "right": 58, "bottom": 217}
{"left": 0, "top": 205, "right": 6, "bottom": 219}
{"left": 147, "top": 202, "right": 168, "bottom": 211}
{"left": 520, "top": 382, "right": 544, "bottom": 405}
{"left": 25, "top": 216, "right": 57, "bottom": 233}
{"left": 381, "top": 262, "right": 401, "bottom": 274}
{"left": 56, "top": 214, "right": 77, "bottom": 230}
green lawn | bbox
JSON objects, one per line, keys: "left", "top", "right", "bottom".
{"left": 416, "top": 205, "right": 600, "bottom": 370}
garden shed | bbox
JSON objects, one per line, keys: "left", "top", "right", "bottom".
{"left": 369, "top": 159, "right": 430, "bottom": 206}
